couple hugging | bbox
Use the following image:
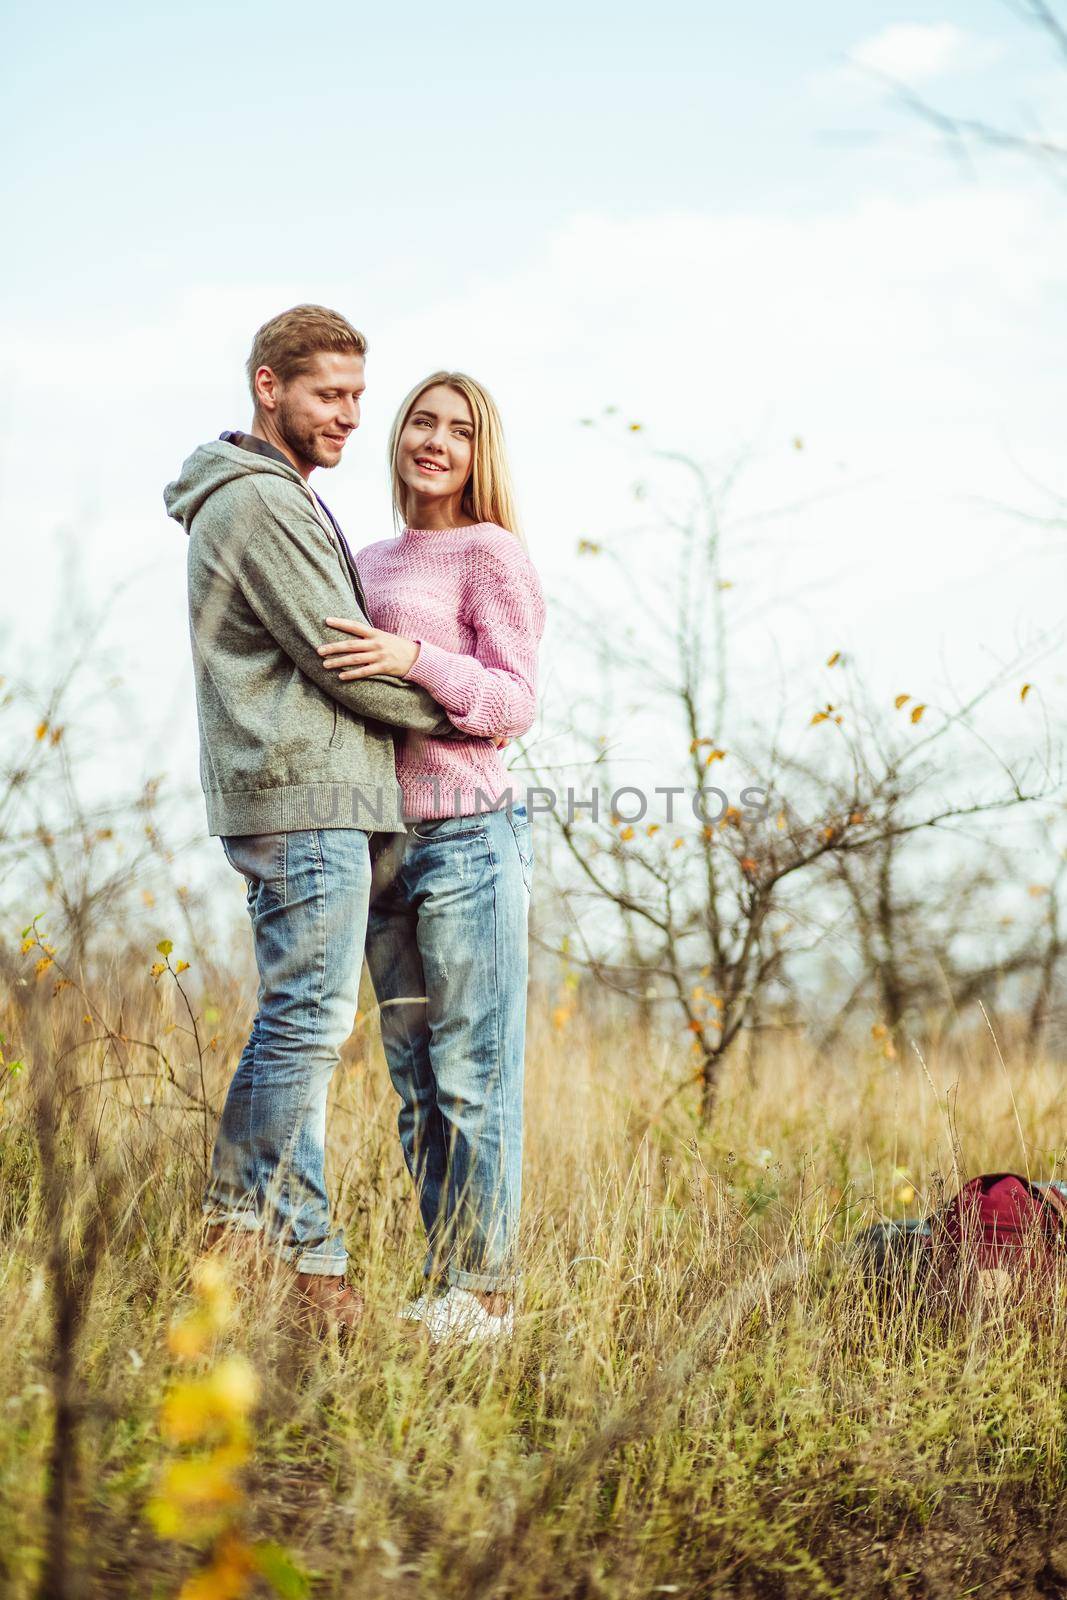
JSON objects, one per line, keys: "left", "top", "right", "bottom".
{"left": 164, "top": 303, "right": 544, "bottom": 1345}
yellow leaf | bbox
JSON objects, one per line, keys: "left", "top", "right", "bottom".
{"left": 142, "top": 890, "right": 156, "bottom": 908}
{"left": 776, "top": 811, "right": 786, "bottom": 831}
{"left": 191, "top": 1257, "right": 236, "bottom": 1318}
{"left": 175, "top": 959, "right": 190, "bottom": 974}
{"left": 629, "top": 422, "right": 643, "bottom": 432}
{"left": 160, "top": 1382, "right": 216, "bottom": 1446}
{"left": 167, "top": 1316, "right": 212, "bottom": 1362}
{"left": 646, "top": 824, "right": 660, "bottom": 836}
{"left": 826, "top": 650, "right": 841, "bottom": 667}
{"left": 160, "top": 1357, "right": 259, "bottom": 1445}
{"left": 156, "top": 1447, "right": 245, "bottom": 1512}
{"left": 145, "top": 1497, "right": 186, "bottom": 1541}
{"left": 150, "top": 962, "right": 166, "bottom": 980}
{"left": 894, "top": 694, "right": 910, "bottom": 710}
{"left": 619, "top": 826, "right": 635, "bottom": 842}
{"left": 20, "top": 937, "right": 35, "bottom": 954}
{"left": 180, "top": 1538, "right": 257, "bottom": 1600}
{"left": 1028, "top": 884, "right": 1048, "bottom": 897}
{"left": 1021, "top": 682, "right": 1032, "bottom": 702}
{"left": 704, "top": 748, "right": 727, "bottom": 765}
{"left": 577, "top": 539, "right": 602, "bottom": 555}
{"left": 156, "top": 938, "right": 173, "bottom": 957}
{"left": 35, "top": 721, "right": 48, "bottom": 741}
{"left": 34, "top": 956, "right": 53, "bottom": 978}
{"left": 871, "top": 1023, "right": 887, "bottom": 1039}
{"left": 910, "top": 703, "right": 926, "bottom": 724}
{"left": 672, "top": 837, "right": 684, "bottom": 850}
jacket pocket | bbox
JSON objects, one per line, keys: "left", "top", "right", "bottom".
{"left": 328, "top": 702, "right": 347, "bottom": 750}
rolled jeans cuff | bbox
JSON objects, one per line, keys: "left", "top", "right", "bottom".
{"left": 285, "top": 1238, "right": 349, "bottom": 1276}
{"left": 447, "top": 1264, "right": 520, "bottom": 1294}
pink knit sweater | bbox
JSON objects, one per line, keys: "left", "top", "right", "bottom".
{"left": 356, "top": 522, "right": 546, "bottom": 820}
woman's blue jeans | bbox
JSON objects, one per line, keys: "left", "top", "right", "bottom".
{"left": 366, "top": 805, "right": 532, "bottom": 1293}
{"left": 204, "top": 828, "right": 372, "bottom": 1275}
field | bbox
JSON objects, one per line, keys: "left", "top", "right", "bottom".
{"left": 2, "top": 947, "right": 1067, "bottom": 1600}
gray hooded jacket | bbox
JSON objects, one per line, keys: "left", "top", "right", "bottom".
{"left": 165, "top": 437, "right": 455, "bottom": 837}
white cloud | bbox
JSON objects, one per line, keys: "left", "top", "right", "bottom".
{"left": 2, "top": 181, "right": 1065, "bottom": 756}
{"left": 850, "top": 22, "right": 984, "bottom": 82}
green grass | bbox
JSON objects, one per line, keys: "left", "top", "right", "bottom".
{"left": 2, "top": 967, "right": 1067, "bottom": 1599}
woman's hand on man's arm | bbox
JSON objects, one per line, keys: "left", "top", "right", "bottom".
{"left": 319, "top": 618, "right": 507, "bottom": 746}
{"left": 319, "top": 616, "right": 421, "bottom": 679}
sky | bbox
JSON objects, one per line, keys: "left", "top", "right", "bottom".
{"left": 2, "top": 0, "right": 1065, "bottom": 853}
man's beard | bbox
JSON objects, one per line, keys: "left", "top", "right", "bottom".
{"left": 276, "top": 399, "right": 339, "bottom": 470}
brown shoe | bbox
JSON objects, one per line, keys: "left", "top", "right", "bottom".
{"left": 293, "top": 1272, "right": 364, "bottom": 1338}
{"left": 201, "top": 1222, "right": 260, "bottom": 1257}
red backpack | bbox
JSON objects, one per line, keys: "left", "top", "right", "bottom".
{"left": 935, "top": 1173, "right": 1067, "bottom": 1275}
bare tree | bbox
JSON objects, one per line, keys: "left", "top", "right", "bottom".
{"left": 536, "top": 441, "right": 1059, "bottom": 1119}
{"left": 1, "top": 612, "right": 212, "bottom": 968}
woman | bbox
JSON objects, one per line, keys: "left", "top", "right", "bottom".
{"left": 317, "top": 372, "right": 544, "bottom": 1343}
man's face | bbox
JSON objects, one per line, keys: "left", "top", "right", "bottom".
{"left": 259, "top": 350, "right": 366, "bottom": 472}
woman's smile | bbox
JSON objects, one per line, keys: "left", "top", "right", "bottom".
{"left": 395, "top": 384, "right": 478, "bottom": 525}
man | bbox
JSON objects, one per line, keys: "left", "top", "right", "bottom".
{"left": 164, "top": 304, "right": 457, "bottom": 1335}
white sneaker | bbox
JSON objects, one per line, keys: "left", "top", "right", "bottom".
{"left": 420, "top": 1286, "right": 514, "bottom": 1345}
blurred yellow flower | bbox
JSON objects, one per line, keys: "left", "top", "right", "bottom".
{"left": 160, "top": 1357, "right": 259, "bottom": 1445}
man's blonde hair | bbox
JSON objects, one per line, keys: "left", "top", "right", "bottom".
{"left": 389, "top": 372, "right": 522, "bottom": 539}
{"left": 246, "top": 304, "right": 367, "bottom": 396}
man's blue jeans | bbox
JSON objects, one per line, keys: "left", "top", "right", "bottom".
{"left": 204, "top": 828, "right": 372, "bottom": 1275}
{"left": 366, "top": 805, "right": 532, "bottom": 1293}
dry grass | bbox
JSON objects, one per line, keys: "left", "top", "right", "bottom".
{"left": 1, "top": 953, "right": 1067, "bottom": 1599}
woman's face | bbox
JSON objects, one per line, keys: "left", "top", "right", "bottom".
{"left": 397, "top": 385, "right": 475, "bottom": 515}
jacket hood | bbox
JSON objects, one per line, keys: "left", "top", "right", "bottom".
{"left": 164, "top": 438, "right": 304, "bottom": 533}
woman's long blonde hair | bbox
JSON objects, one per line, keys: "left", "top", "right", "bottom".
{"left": 389, "top": 371, "right": 522, "bottom": 540}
